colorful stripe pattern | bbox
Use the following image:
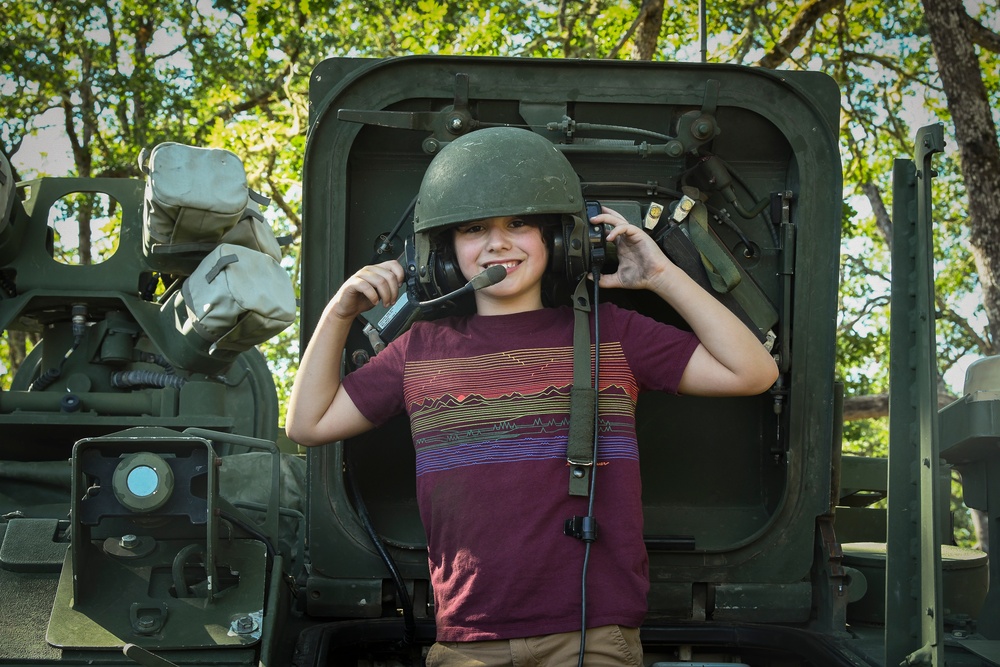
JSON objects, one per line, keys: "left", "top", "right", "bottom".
{"left": 404, "top": 343, "right": 640, "bottom": 476}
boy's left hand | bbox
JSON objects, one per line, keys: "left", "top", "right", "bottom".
{"left": 591, "top": 206, "right": 672, "bottom": 291}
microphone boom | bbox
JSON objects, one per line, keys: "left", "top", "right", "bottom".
{"left": 420, "top": 266, "right": 507, "bottom": 307}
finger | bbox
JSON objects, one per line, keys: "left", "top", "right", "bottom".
{"left": 352, "top": 265, "right": 400, "bottom": 307}
{"left": 589, "top": 208, "right": 627, "bottom": 225}
{"left": 377, "top": 259, "right": 407, "bottom": 284}
{"left": 596, "top": 271, "right": 624, "bottom": 290}
{"left": 604, "top": 219, "right": 636, "bottom": 243}
{"left": 365, "top": 269, "right": 403, "bottom": 307}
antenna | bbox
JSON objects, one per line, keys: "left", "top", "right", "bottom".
{"left": 700, "top": 0, "right": 708, "bottom": 62}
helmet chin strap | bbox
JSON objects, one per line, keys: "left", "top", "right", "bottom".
{"left": 566, "top": 274, "right": 596, "bottom": 497}
{"left": 563, "top": 268, "right": 603, "bottom": 667}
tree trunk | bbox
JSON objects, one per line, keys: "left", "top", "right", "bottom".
{"left": 923, "top": 0, "right": 1000, "bottom": 353}
{"left": 629, "top": 0, "right": 664, "bottom": 61}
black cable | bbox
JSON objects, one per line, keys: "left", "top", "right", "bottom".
{"left": 171, "top": 543, "right": 206, "bottom": 598}
{"left": 28, "top": 336, "right": 83, "bottom": 391}
{"left": 344, "top": 446, "right": 416, "bottom": 647}
{"left": 110, "top": 370, "right": 187, "bottom": 389}
{"left": 137, "top": 351, "right": 176, "bottom": 374}
{"left": 370, "top": 196, "right": 417, "bottom": 263}
{"left": 577, "top": 266, "right": 602, "bottom": 667}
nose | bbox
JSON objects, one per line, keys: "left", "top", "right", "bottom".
{"left": 485, "top": 224, "right": 512, "bottom": 251}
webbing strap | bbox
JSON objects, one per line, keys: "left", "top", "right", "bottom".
{"left": 688, "top": 202, "right": 741, "bottom": 293}
{"left": 205, "top": 253, "right": 239, "bottom": 283}
{"left": 683, "top": 202, "right": 779, "bottom": 335}
{"left": 567, "top": 276, "right": 595, "bottom": 497}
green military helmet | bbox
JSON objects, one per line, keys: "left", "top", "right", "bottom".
{"left": 412, "top": 127, "right": 584, "bottom": 233}
{"left": 410, "top": 127, "right": 589, "bottom": 296}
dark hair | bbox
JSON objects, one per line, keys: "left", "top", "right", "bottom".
{"left": 434, "top": 214, "right": 560, "bottom": 277}
{"left": 426, "top": 214, "right": 562, "bottom": 306}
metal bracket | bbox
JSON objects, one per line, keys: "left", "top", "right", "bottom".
{"left": 337, "top": 72, "right": 476, "bottom": 154}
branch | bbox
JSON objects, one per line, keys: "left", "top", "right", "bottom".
{"left": 937, "top": 296, "right": 995, "bottom": 355}
{"left": 839, "top": 49, "right": 939, "bottom": 89}
{"left": 859, "top": 181, "right": 893, "bottom": 250}
{"left": 841, "top": 255, "right": 890, "bottom": 283}
{"left": 962, "top": 11, "right": 1000, "bottom": 53}
{"left": 836, "top": 294, "right": 890, "bottom": 333}
{"left": 265, "top": 176, "right": 301, "bottom": 239}
{"left": 607, "top": 1, "right": 647, "bottom": 59}
{"left": 756, "top": 0, "right": 844, "bottom": 69}
{"left": 843, "top": 389, "right": 958, "bottom": 421}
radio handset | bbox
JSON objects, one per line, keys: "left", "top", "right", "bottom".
{"left": 363, "top": 264, "right": 507, "bottom": 354}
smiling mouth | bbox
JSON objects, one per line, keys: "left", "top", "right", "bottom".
{"left": 484, "top": 260, "right": 520, "bottom": 271}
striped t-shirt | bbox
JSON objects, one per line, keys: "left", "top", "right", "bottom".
{"left": 343, "top": 302, "right": 699, "bottom": 641}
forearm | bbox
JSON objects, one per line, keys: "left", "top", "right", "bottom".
{"left": 648, "top": 264, "right": 778, "bottom": 395}
{"left": 285, "top": 303, "right": 355, "bottom": 446}
{"left": 595, "top": 210, "right": 776, "bottom": 395}
{"left": 286, "top": 260, "right": 403, "bottom": 445}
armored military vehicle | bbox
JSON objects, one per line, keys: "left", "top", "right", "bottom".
{"left": 0, "top": 55, "right": 996, "bottom": 667}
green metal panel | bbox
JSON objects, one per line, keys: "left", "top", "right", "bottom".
{"left": 300, "top": 55, "right": 842, "bottom": 622}
{"left": 940, "top": 390, "right": 1000, "bottom": 637}
{"left": 887, "top": 125, "right": 945, "bottom": 666}
{"left": 46, "top": 428, "right": 272, "bottom": 650}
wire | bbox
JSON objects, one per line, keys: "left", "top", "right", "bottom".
{"left": 344, "top": 446, "right": 416, "bottom": 647}
{"left": 577, "top": 266, "right": 603, "bottom": 667}
{"left": 110, "top": 370, "right": 187, "bottom": 389}
{"left": 220, "top": 510, "right": 278, "bottom": 560}
{"left": 171, "top": 543, "right": 206, "bottom": 598}
{"left": 370, "top": 196, "right": 417, "bottom": 262}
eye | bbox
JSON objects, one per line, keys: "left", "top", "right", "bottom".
{"left": 456, "top": 223, "right": 484, "bottom": 234}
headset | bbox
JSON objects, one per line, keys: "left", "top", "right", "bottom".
{"left": 414, "top": 200, "right": 616, "bottom": 298}
{"left": 362, "top": 200, "right": 617, "bottom": 352}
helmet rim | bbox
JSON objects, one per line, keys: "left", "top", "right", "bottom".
{"left": 412, "top": 127, "right": 584, "bottom": 234}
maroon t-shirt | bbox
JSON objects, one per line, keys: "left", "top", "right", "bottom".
{"left": 342, "top": 303, "right": 699, "bottom": 641}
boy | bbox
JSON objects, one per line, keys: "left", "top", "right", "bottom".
{"left": 286, "top": 127, "right": 778, "bottom": 666}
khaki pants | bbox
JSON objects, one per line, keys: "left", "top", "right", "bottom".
{"left": 425, "top": 625, "right": 643, "bottom": 667}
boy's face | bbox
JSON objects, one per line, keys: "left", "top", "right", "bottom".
{"left": 452, "top": 215, "right": 548, "bottom": 314}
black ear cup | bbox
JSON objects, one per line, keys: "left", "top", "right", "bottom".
{"left": 430, "top": 244, "right": 466, "bottom": 296}
{"left": 412, "top": 213, "right": 604, "bottom": 302}
{"left": 547, "top": 219, "right": 570, "bottom": 279}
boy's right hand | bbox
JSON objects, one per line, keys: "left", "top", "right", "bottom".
{"left": 329, "top": 260, "right": 406, "bottom": 320}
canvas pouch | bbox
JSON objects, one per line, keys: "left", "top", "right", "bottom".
{"left": 657, "top": 200, "right": 778, "bottom": 343}
{"left": 179, "top": 243, "right": 296, "bottom": 353}
{"left": 140, "top": 142, "right": 250, "bottom": 257}
{"left": 219, "top": 199, "right": 283, "bottom": 262}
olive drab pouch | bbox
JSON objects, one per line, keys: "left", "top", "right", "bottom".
{"left": 219, "top": 199, "right": 283, "bottom": 262}
{"left": 657, "top": 190, "right": 779, "bottom": 344}
{"left": 140, "top": 142, "right": 262, "bottom": 273}
{"left": 175, "top": 243, "right": 296, "bottom": 354}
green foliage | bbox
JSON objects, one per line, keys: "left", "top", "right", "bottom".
{"left": 838, "top": 201, "right": 891, "bottom": 398}
{"left": 2, "top": 1, "right": 996, "bottom": 471}
{"left": 0, "top": 337, "right": 8, "bottom": 388}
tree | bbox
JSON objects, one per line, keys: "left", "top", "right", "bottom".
{"left": 923, "top": 0, "right": 1000, "bottom": 353}
{"left": 3, "top": 1, "right": 998, "bottom": 468}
